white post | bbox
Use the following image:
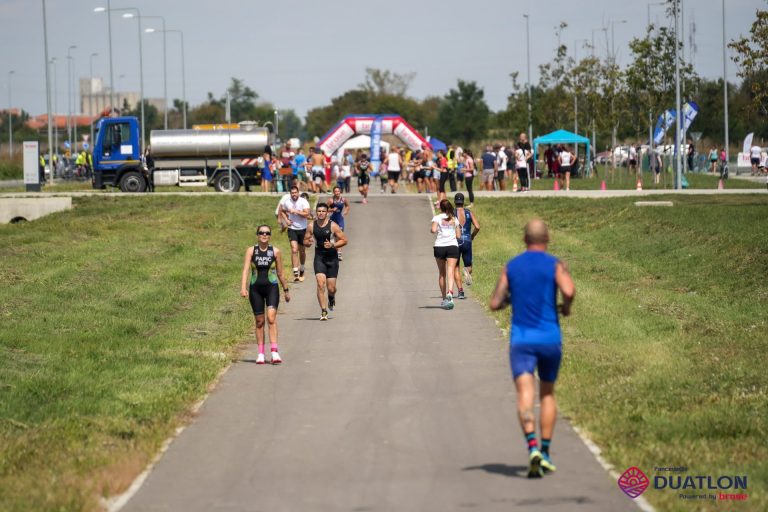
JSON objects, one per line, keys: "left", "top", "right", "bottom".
{"left": 42, "top": 0, "right": 54, "bottom": 185}
{"left": 8, "top": 70, "right": 14, "bottom": 159}
{"left": 674, "top": 0, "right": 682, "bottom": 188}
{"left": 524, "top": 14, "right": 532, "bottom": 145}
{"left": 722, "top": 0, "right": 730, "bottom": 176}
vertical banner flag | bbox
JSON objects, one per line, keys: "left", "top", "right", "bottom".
{"left": 653, "top": 109, "right": 676, "bottom": 145}
{"left": 370, "top": 116, "right": 383, "bottom": 175}
{"left": 743, "top": 133, "right": 754, "bottom": 155}
{"left": 681, "top": 101, "right": 699, "bottom": 132}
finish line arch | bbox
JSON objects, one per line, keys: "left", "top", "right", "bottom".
{"left": 317, "top": 115, "right": 430, "bottom": 159}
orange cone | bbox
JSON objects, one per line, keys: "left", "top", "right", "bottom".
{"left": 553, "top": 179, "right": 560, "bottom": 191}
{"left": 600, "top": 180, "right": 607, "bottom": 191}
{"left": 718, "top": 179, "right": 724, "bottom": 190}
{"left": 636, "top": 179, "right": 643, "bottom": 191}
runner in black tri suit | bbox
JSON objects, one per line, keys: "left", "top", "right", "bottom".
{"left": 327, "top": 186, "right": 349, "bottom": 261}
{"left": 303, "top": 203, "right": 348, "bottom": 321}
{"left": 240, "top": 225, "right": 291, "bottom": 364}
{"left": 356, "top": 154, "right": 371, "bottom": 204}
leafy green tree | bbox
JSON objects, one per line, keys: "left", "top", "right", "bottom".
{"left": 278, "top": 109, "right": 306, "bottom": 141}
{"left": 123, "top": 100, "right": 162, "bottom": 132}
{"left": 359, "top": 68, "right": 417, "bottom": 97}
{"left": 434, "top": 80, "right": 489, "bottom": 145}
{"left": 729, "top": 4, "right": 768, "bottom": 119}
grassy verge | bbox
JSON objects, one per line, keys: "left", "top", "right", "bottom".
{"left": 0, "top": 196, "right": 289, "bottom": 511}
{"left": 470, "top": 195, "right": 767, "bottom": 511}
{"left": 0, "top": 160, "right": 23, "bottom": 180}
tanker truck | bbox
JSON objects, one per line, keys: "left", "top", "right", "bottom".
{"left": 91, "top": 116, "right": 271, "bottom": 192}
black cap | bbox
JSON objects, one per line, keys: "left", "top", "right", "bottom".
{"left": 454, "top": 192, "right": 465, "bottom": 205}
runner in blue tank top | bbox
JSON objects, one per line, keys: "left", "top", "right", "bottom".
{"left": 490, "top": 219, "right": 575, "bottom": 478}
{"left": 452, "top": 193, "right": 480, "bottom": 299}
{"left": 327, "top": 186, "right": 349, "bottom": 260}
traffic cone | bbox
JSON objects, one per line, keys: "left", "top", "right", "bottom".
{"left": 553, "top": 179, "right": 560, "bottom": 191}
{"left": 636, "top": 179, "right": 643, "bottom": 191}
{"left": 718, "top": 179, "right": 724, "bottom": 190}
{"left": 600, "top": 180, "right": 607, "bottom": 191}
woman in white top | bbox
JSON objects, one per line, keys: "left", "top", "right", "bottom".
{"left": 431, "top": 199, "right": 461, "bottom": 310}
{"left": 558, "top": 145, "right": 576, "bottom": 191}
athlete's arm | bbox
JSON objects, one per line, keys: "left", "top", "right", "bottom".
{"left": 328, "top": 222, "right": 347, "bottom": 250}
{"left": 342, "top": 198, "right": 350, "bottom": 216}
{"left": 489, "top": 269, "right": 510, "bottom": 311}
{"left": 556, "top": 260, "right": 576, "bottom": 316}
{"left": 470, "top": 212, "right": 481, "bottom": 240}
{"left": 240, "top": 246, "right": 254, "bottom": 297}
{"left": 303, "top": 222, "right": 314, "bottom": 247}
{"left": 431, "top": 220, "right": 439, "bottom": 234}
{"left": 274, "top": 247, "right": 290, "bottom": 302}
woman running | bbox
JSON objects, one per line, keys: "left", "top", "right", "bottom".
{"left": 431, "top": 199, "right": 461, "bottom": 310}
{"left": 240, "top": 225, "right": 291, "bottom": 364}
{"left": 327, "top": 186, "right": 350, "bottom": 260}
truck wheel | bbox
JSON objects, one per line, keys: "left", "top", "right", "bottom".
{"left": 119, "top": 171, "right": 148, "bottom": 192}
{"left": 214, "top": 172, "right": 241, "bottom": 192}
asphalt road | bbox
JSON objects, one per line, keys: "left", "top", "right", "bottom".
{"left": 119, "top": 194, "right": 640, "bottom": 512}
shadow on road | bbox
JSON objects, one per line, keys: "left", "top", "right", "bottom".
{"left": 462, "top": 463, "right": 529, "bottom": 478}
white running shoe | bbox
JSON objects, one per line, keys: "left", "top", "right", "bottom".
{"left": 271, "top": 351, "right": 282, "bottom": 365}
{"left": 256, "top": 353, "right": 266, "bottom": 365}
{"left": 463, "top": 267, "right": 473, "bottom": 286}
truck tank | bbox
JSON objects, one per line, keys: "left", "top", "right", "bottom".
{"left": 149, "top": 128, "right": 269, "bottom": 158}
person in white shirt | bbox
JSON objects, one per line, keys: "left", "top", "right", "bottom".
{"left": 515, "top": 144, "right": 531, "bottom": 192}
{"left": 431, "top": 199, "right": 461, "bottom": 310}
{"left": 750, "top": 145, "right": 762, "bottom": 176}
{"left": 278, "top": 186, "right": 311, "bottom": 282}
{"left": 384, "top": 146, "right": 402, "bottom": 194}
{"left": 496, "top": 145, "right": 508, "bottom": 191}
{"left": 557, "top": 145, "right": 576, "bottom": 191}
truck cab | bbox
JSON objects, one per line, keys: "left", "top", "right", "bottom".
{"left": 92, "top": 117, "right": 148, "bottom": 192}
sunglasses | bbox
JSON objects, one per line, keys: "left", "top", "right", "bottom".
{"left": 257, "top": 231, "right": 272, "bottom": 236}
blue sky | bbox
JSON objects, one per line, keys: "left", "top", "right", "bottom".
{"left": 0, "top": 0, "right": 763, "bottom": 119}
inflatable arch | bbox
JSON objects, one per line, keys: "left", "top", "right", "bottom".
{"left": 317, "top": 115, "right": 430, "bottom": 163}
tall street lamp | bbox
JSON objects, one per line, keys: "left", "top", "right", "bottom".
{"left": 573, "top": 39, "right": 589, "bottom": 135}
{"left": 142, "top": 15, "right": 168, "bottom": 129}
{"left": 66, "top": 45, "right": 77, "bottom": 153}
{"left": 50, "top": 57, "right": 58, "bottom": 156}
{"left": 94, "top": 2, "right": 116, "bottom": 112}
{"left": 8, "top": 70, "right": 15, "bottom": 159}
{"left": 146, "top": 27, "right": 186, "bottom": 129}
{"left": 120, "top": 10, "right": 146, "bottom": 149}
{"left": 89, "top": 52, "right": 98, "bottom": 147}
{"left": 673, "top": 0, "right": 682, "bottom": 189}
{"left": 42, "top": 0, "right": 54, "bottom": 185}
{"left": 608, "top": 19, "right": 627, "bottom": 170}
{"left": 722, "top": 0, "right": 729, "bottom": 176}
{"left": 523, "top": 13, "right": 532, "bottom": 145}
{"left": 591, "top": 27, "right": 607, "bottom": 161}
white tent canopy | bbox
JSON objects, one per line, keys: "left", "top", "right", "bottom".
{"left": 338, "top": 135, "right": 390, "bottom": 154}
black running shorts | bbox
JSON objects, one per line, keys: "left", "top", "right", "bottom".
{"left": 388, "top": 171, "right": 401, "bottom": 182}
{"left": 314, "top": 253, "right": 339, "bottom": 278}
{"left": 433, "top": 245, "right": 459, "bottom": 260}
{"left": 249, "top": 283, "right": 279, "bottom": 315}
{"left": 287, "top": 228, "right": 306, "bottom": 244}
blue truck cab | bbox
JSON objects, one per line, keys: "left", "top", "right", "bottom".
{"left": 92, "top": 116, "right": 149, "bottom": 192}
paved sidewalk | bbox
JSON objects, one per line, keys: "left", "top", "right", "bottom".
{"left": 119, "top": 195, "right": 640, "bottom": 512}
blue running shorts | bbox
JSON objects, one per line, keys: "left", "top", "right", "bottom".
{"left": 509, "top": 343, "right": 562, "bottom": 382}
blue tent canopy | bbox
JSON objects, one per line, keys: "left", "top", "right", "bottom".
{"left": 533, "top": 129, "right": 591, "bottom": 176}
{"left": 427, "top": 136, "right": 447, "bottom": 152}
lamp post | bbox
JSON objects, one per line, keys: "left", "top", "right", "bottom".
{"left": 117, "top": 74, "right": 126, "bottom": 109}
{"left": 591, "top": 27, "right": 606, "bottom": 161}
{"left": 573, "top": 39, "right": 589, "bottom": 135}
{"left": 673, "top": 0, "right": 682, "bottom": 189}
{"left": 50, "top": 57, "right": 58, "bottom": 156}
{"left": 42, "top": 0, "right": 54, "bottom": 185}
{"left": 94, "top": 2, "right": 117, "bottom": 112}
{"left": 608, "top": 20, "right": 627, "bottom": 171}
{"left": 8, "top": 70, "right": 14, "bottom": 159}
{"left": 647, "top": 2, "right": 665, "bottom": 164}
{"left": 523, "top": 13, "right": 532, "bottom": 145}
{"left": 142, "top": 15, "right": 167, "bottom": 129}
{"left": 66, "top": 45, "right": 76, "bottom": 153}
{"left": 146, "top": 27, "right": 185, "bottom": 129}
{"left": 120, "top": 10, "right": 146, "bottom": 150}
{"left": 722, "top": 0, "right": 729, "bottom": 177}
{"left": 89, "top": 52, "right": 98, "bottom": 146}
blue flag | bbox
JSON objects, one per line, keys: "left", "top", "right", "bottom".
{"left": 370, "top": 116, "right": 383, "bottom": 175}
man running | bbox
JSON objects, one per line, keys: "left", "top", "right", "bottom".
{"left": 327, "top": 186, "right": 350, "bottom": 260}
{"left": 309, "top": 147, "right": 327, "bottom": 194}
{"left": 303, "top": 203, "right": 348, "bottom": 321}
{"left": 384, "top": 146, "right": 402, "bottom": 194}
{"left": 489, "top": 219, "right": 576, "bottom": 478}
{"left": 278, "top": 186, "right": 311, "bottom": 282}
{"left": 453, "top": 193, "right": 480, "bottom": 299}
{"left": 356, "top": 153, "right": 371, "bottom": 204}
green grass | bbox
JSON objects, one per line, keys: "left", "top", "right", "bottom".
{"left": 0, "top": 160, "right": 22, "bottom": 180}
{"left": 469, "top": 195, "right": 768, "bottom": 511}
{"left": 0, "top": 196, "right": 289, "bottom": 511}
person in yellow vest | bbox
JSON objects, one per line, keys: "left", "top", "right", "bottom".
{"left": 75, "top": 150, "right": 86, "bottom": 178}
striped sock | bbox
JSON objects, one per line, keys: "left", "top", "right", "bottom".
{"left": 541, "top": 438, "right": 551, "bottom": 456}
{"left": 526, "top": 432, "right": 538, "bottom": 453}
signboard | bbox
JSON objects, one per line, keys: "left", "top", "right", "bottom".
{"left": 737, "top": 153, "right": 751, "bottom": 168}
{"left": 23, "top": 141, "right": 41, "bottom": 192}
